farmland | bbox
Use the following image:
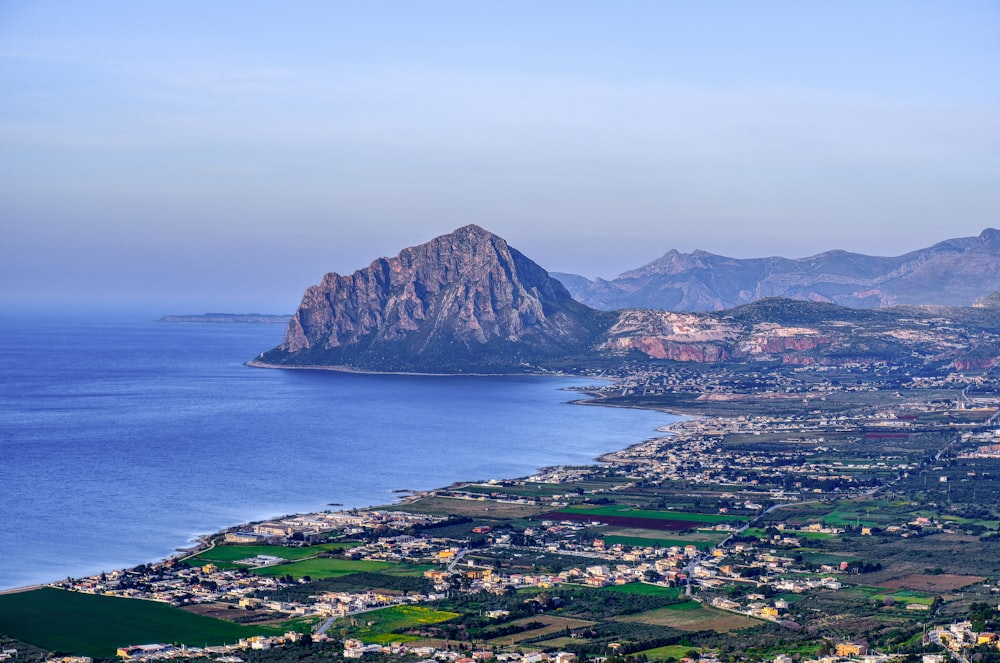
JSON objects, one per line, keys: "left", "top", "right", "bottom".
{"left": 328, "top": 605, "right": 459, "bottom": 644}
{"left": 251, "top": 558, "right": 396, "bottom": 579}
{"left": 546, "top": 505, "right": 746, "bottom": 531}
{"left": 187, "top": 542, "right": 358, "bottom": 569}
{"left": 0, "top": 588, "right": 281, "bottom": 658}
{"left": 618, "top": 602, "right": 760, "bottom": 632}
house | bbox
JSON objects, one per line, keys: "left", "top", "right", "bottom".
{"left": 835, "top": 642, "right": 868, "bottom": 657}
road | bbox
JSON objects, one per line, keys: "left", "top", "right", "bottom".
{"left": 928, "top": 629, "right": 970, "bottom": 663}
{"left": 447, "top": 548, "right": 469, "bottom": 573}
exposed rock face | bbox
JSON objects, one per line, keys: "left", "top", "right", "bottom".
{"left": 258, "top": 225, "right": 611, "bottom": 372}
{"left": 601, "top": 304, "right": 836, "bottom": 363}
{"left": 554, "top": 228, "right": 1000, "bottom": 311}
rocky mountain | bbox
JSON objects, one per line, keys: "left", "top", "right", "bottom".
{"left": 255, "top": 225, "right": 612, "bottom": 372}
{"left": 256, "top": 227, "right": 999, "bottom": 374}
{"left": 554, "top": 228, "right": 1000, "bottom": 311}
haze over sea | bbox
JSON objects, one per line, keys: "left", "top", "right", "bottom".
{"left": 0, "top": 316, "right": 676, "bottom": 591}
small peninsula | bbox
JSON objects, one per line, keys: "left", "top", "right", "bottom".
{"left": 159, "top": 313, "right": 291, "bottom": 324}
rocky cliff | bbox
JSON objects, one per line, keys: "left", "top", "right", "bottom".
{"left": 555, "top": 228, "right": 1000, "bottom": 311}
{"left": 256, "top": 225, "right": 612, "bottom": 372}
{"left": 600, "top": 298, "right": 1000, "bottom": 368}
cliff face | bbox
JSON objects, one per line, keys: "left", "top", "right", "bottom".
{"left": 598, "top": 299, "right": 996, "bottom": 367}
{"left": 555, "top": 228, "right": 1000, "bottom": 311}
{"left": 600, "top": 305, "right": 835, "bottom": 364}
{"left": 259, "top": 225, "right": 611, "bottom": 372}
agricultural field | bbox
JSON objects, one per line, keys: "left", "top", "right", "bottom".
{"left": 618, "top": 601, "right": 760, "bottom": 632}
{"left": 879, "top": 574, "right": 986, "bottom": 593}
{"left": 871, "top": 589, "right": 936, "bottom": 606}
{"left": 251, "top": 558, "right": 398, "bottom": 579}
{"left": 485, "top": 616, "right": 595, "bottom": 646}
{"left": 393, "top": 495, "right": 547, "bottom": 519}
{"left": 557, "top": 505, "right": 746, "bottom": 523}
{"left": 636, "top": 644, "right": 704, "bottom": 661}
{"left": 456, "top": 483, "right": 574, "bottom": 498}
{"left": 0, "top": 588, "right": 282, "bottom": 658}
{"left": 329, "top": 605, "right": 459, "bottom": 644}
{"left": 546, "top": 505, "right": 745, "bottom": 531}
{"left": 188, "top": 542, "right": 357, "bottom": 569}
{"left": 601, "top": 533, "right": 722, "bottom": 550}
{"left": 598, "top": 583, "right": 683, "bottom": 598}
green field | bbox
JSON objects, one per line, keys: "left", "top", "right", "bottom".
{"left": 252, "top": 558, "right": 395, "bottom": 579}
{"left": 0, "top": 588, "right": 280, "bottom": 658}
{"left": 637, "top": 644, "right": 703, "bottom": 660}
{"left": 660, "top": 599, "right": 701, "bottom": 611}
{"left": 873, "top": 590, "right": 936, "bottom": 605}
{"left": 560, "top": 505, "right": 746, "bottom": 523}
{"left": 333, "top": 605, "right": 459, "bottom": 643}
{"left": 796, "top": 551, "right": 858, "bottom": 565}
{"left": 189, "top": 543, "right": 357, "bottom": 568}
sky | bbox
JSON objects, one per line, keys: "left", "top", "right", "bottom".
{"left": 1, "top": 1, "right": 998, "bottom": 313}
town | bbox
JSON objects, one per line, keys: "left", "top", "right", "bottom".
{"left": 5, "top": 358, "right": 998, "bottom": 663}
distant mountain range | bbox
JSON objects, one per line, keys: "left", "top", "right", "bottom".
{"left": 553, "top": 228, "right": 1000, "bottom": 311}
{"left": 255, "top": 226, "right": 1000, "bottom": 374}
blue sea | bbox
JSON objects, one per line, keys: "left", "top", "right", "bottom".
{"left": 0, "top": 316, "right": 676, "bottom": 591}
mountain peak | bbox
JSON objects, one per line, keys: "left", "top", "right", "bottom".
{"left": 979, "top": 227, "right": 1000, "bottom": 245}
{"left": 258, "top": 227, "right": 609, "bottom": 372}
{"left": 451, "top": 223, "right": 492, "bottom": 237}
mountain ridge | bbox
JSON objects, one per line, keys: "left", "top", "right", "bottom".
{"left": 553, "top": 228, "right": 1000, "bottom": 311}
{"left": 257, "top": 226, "right": 1000, "bottom": 374}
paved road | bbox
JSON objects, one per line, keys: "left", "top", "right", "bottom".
{"left": 447, "top": 548, "right": 469, "bottom": 573}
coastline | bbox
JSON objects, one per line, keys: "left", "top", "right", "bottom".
{"left": 4, "top": 371, "right": 686, "bottom": 596}
{"left": 245, "top": 358, "right": 579, "bottom": 379}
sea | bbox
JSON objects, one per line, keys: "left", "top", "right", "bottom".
{"left": 0, "top": 315, "right": 677, "bottom": 591}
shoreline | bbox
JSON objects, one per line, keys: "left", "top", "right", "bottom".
{"left": 3, "top": 370, "right": 688, "bottom": 596}
{"left": 245, "top": 358, "right": 583, "bottom": 379}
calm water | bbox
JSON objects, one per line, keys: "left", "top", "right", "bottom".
{"left": 0, "top": 316, "right": 676, "bottom": 590}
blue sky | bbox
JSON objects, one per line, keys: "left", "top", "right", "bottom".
{"left": 2, "top": 1, "right": 998, "bottom": 312}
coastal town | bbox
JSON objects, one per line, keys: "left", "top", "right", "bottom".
{"left": 5, "top": 359, "right": 999, "bottom": 663}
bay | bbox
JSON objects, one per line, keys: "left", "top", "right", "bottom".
{"left": 0, "top": 316, "right": 676, "bottom": 590}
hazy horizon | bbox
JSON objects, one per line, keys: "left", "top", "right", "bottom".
{"left": 2, "top": 1, "right": 998, "bottom": 313}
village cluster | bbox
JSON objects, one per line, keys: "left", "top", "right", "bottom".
{"left": 26, "top": 364, "right": 1000, "bottom": 663}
